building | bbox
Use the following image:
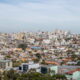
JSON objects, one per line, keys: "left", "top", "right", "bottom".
{"left": 40, "top": 65, "right": 55, "bottom": 75}
{"left": 19, "top": 61, "right": 40, "bottom": 72}
{"left": 0, "top": 60, "right": 12, "bottom": 70}
{"left": 66, "top": 69, "right": 80, "bottom": 80}
{"left": 50, "top": 65, "right": 80, "bottom": 74}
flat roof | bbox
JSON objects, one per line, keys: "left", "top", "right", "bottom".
{"left": 0, "top": 60, "right": 11, "bottom": 63}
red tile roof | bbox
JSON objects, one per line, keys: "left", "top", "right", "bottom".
{"left": 45, "top": 61, "right": 60, "bottom": 65}
{"left": 66, "top": 69, "right": 80, "bottom": 74}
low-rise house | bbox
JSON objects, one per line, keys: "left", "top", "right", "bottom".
{"left": 50, "top": 65, "right": 80, "bottom": 74}
{"left": 45, "top": 61, "right": 60, "bottom": 65}
{"left": 66, "top": 69, "right": 80, "bottom": 80}
{"left": 0, "top": 60, "right": 13, "bottom": 71}
{"left": 0, "top": 55, "right": 4, "bottom": 60}
{"left": 66, "top": 61, "right": 77, "bottom": 65}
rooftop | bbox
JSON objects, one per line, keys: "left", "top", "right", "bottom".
{"left": 0, "top": 60, "right": 11, "bottom": 63}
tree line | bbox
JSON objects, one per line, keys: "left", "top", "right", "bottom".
{"left": 0, "top": 69, "right": 67, "bottom": 80}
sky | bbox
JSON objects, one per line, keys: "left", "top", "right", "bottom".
{"left": 0, "top": 0, "right": 80, "bottom": 33}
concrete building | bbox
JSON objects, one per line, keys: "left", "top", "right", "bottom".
{"left": 40, "top": 65, "right": 55, "bottom": 75}
{"left": 50, "top": 65, "right": 80, "bottom": 74}
{"left": 0, "top": 60, "right": 12, "bottom": 70}
{"left": 19, "top": 61, "right": 40, "bottom": 72}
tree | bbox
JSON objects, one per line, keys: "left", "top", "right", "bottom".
{"left": 18, "top": 43, "right": 27, "bottom": 51}
{"left": 77, "top": 61, "right": 80, "bottom": 66}
{"left": 2, "top": 70, "right": 67, "bottom": 80}
{"left": 3, "top": 69, "right": 20, "bottom": 80}
{"left": 0, "top": 72, "right": 3, "bottom": 80}
{"left": 35, "top": 53, "right": 41, "bottom": 59}
{"left": 41, "top": 60, "right": 46, "bottom": 64}
{"left": 13, "top": 60, "right": 22, "bottom": 67}
{"left": 52, "top": 74, "right": 67, "bottom": 80}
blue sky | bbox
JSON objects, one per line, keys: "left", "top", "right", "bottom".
{"left": 0, "top": 0, "right": 80, "bottom": 33}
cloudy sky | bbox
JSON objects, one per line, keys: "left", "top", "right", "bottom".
{"left": 0, "top": 0, "right": 80, "bottom": 33}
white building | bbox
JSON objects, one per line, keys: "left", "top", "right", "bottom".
{"left": 19, "top": 61, "right": 40, "bottom": 72}
{"left": 0, "top": 60, "right": 13, "bottom": 70}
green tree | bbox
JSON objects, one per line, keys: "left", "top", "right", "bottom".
{"left": 77, "top": 61, "right": 80, "bottom": 66}
{"left": 18, "top": 43, "right": 27, "bottom": 51}
{"left": 52, "top": 74, "right": 67, "bottom": 80}
{"left": 3, "top": 69, "right": 20, "bottom": 80}
{"left": 35, "top": 53, "right": 41, "bottom": 59}
{"left": 2, "top": 70, "right": 67, "bottom": 80}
